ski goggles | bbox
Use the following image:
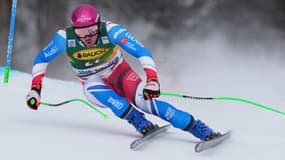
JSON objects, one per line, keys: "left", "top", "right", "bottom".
{"left": 74, "top": 25, "right": 99, "bottom": 38}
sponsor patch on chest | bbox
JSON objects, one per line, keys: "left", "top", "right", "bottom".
{"left": 68, "top": 39, "right": 76, "bottom": 47}
{"left": 101, "top": 36, "right": 110, "bottom": 44}
{"left": 73, "top": 48, "right": 110, "bottom": 60}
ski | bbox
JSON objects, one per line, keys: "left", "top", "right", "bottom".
{"left": 130, "top": 124, "right": 171, "bottom": 150}
{"left": 195, "top": 130, "right": 232, "bottom": 152}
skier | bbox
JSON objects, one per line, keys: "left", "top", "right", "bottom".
{"left": 26, "top": 4, "right": 220, "bottom": 141}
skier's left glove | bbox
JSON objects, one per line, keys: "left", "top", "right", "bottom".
{"left": 143, "top": 80, "right": 160, "bottom": 100}
{"left": 26, "top": 84, "right": 41, "bottom": 110}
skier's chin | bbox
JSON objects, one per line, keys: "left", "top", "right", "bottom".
{"left": 85, "top": 41, "right": 94, "bottom": 48}
{"left": 86, "top": 43, "right": 92, "bottom": 47}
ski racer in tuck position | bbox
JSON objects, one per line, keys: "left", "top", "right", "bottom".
{"left": 26, "top": 4, "right": 221, "bottom": 141}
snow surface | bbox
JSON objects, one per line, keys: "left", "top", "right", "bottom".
{"left": 0, "top": 63, "right": 285, "bottom": 160}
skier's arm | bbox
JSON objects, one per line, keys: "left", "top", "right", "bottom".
{"left": 107, "top": 22, "right": 158, "bottom": 83}
{"left": 27, "top": 30, "right": 66, "bottom": 110}
{"left": 107, "top": 22, "right": 160, "bottom": 99}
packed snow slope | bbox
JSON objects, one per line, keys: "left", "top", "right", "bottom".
{"left": 0, "top": 65, "right": 284, "bottom": 160}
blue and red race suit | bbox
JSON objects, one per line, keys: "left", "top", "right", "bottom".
{"left": 31, "top": 21, "right": 194, "bottom": 131}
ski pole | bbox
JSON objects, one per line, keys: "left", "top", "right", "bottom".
{"left": 161, "top": 91, "right": 285, "bottom": 116}
{"left": 3, "top": 0, "right": 18, "bottom": 83}
{"left": 40, "top": 98, "right": 109, "bottom": 119}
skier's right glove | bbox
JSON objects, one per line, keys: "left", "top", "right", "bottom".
{"left": 26, "top": 84, "right": 41, "bottom": 110}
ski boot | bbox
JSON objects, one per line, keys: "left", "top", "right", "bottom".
{"left": 125, "top": 108, "right": 155, "bottom": 136}
{"left": 189, "top": 119, "right": 221, "bottom": 141}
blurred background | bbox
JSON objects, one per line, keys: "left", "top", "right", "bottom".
{"left": 1, "top": 0, "right": 285, "bottom": 82}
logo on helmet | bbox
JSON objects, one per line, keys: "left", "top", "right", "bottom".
{"left": 76, "top": 17, "right": 92, "bottom": 23}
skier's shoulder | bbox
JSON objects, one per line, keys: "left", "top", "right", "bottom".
{"left": 46, "top": 28, "right": 67, "bottom": 46}
{"left": 104, "top": 20, "right": 128, "bottom": 41}
{"left": 40, "top": 28, "right": 67, "bottom": 56}
{"left": 105, "top": 20, "right": 124, "bottom": 32}
{"left": 55, "top": 28, "right": 67, "bottom": 39}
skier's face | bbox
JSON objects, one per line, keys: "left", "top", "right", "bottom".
{"left": 74, "top": 24, "right": 99, "bottom": 48}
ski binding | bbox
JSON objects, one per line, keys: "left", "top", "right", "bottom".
{"left": 195, "top": 130, "right": 232, "bottom": 152}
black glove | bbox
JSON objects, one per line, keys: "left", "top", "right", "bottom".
{"left": 143, "top": 80, "right": 160, "bottom": 100}
{"left": 26, "top": 84, "right": 41, "bottom": 110}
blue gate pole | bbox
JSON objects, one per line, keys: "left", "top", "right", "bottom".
{"left": 3, "top": 0, "right": 18, "bottom": 83}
